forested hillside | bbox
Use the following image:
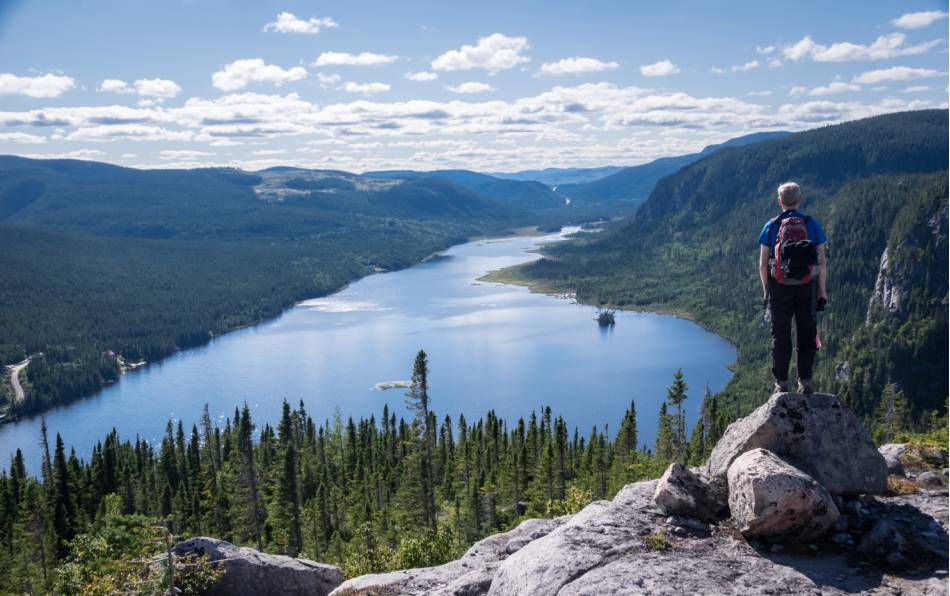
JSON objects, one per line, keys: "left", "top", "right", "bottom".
{"left": 514, "top": 110, "right": 949, "bottom": 436}
{"left": 0, "top": 158, "right": 520, "bottom": 416}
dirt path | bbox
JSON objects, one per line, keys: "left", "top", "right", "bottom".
{"left": 7, "top": 358, "right": 29, "bottom": 405}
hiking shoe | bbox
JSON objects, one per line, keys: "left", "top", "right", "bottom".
{"left": 773, "top": 380, "right": 789, "bottom": 394}
{"left": 798, "top": 379, "right": 814, "bottom": 394}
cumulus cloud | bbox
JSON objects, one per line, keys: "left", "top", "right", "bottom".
{"left": 446, "top": 82, "right": 494, "bottom": 94}
{"left": 0, "top": 73, "right": 75, "bottom": 98}
{"left": 0, "top": 132, "right": 47, "bottom": 144}
{"left": 67, "top": 125, "right": 194, "bottom": 142}
{"left": 212, "top": 59, "right": 307, "bottom": 91}
{"left": 756, "top": 45, "right": 776, "bottom": 55}
{"left": 405, "top": 71, "right": 438, "bottom": 82}
{"left": 342, "top": 82, "right": 391, "bottom": 94}
{"left": 263, "top": 12, "right": 338, "bottom": 34}
{"left": 891, "top": 11, "right": 948, "bottom": 29}
{"left": 134, "top": 78, "right": 181, "bottom": 99}
{"left": 99, "top": 79, "right": 134, "bottom": 93}
{"left": 539, "top": 57, "right": 619, "bottom": 76}
{"left": 808, "top": 81, "right": 861, "bottom": 96}
{"left": 313, "top": 52, "right": 398, "bottom": 66}
{"left": 431, "top": 34, "right": 530, "bottom": 73}
{"left": 782, "top": 33, "right": 939, "bottom": 62}
{"left": 900, "top": 85, "right": 931, "bottom": 93}
{"left": 639, "top": 60, "right": 680, "bottom": 77}
{"left": 98, "top": 78, "right": 181, "bottom": 100}
{"left": 852, "top": 66, "right": 942, "bottom": 84}
{"left": 732, "top": 60, "right": 760, "bottom": 72}
{"left": 316, "top": 73, "right": 342, "bottom": 89}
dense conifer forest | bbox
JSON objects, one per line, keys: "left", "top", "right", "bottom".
{"left": 0, "top": 354, "right": 727, "bottom": 592}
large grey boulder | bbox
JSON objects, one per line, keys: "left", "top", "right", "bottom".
{"left": 171, "top": 537, "right": 343, "bottom": 596}
{"left": 879, "top": 443, "right": 907, "bottom": 476}
{"left": 705, "top": 392, "right": 887, "bottom": 495}
{"left": 329, "top": 517, "right": 565, "bottom": 596}
{"left": 727, "top": 448, "right": 839, "bottom": 541}
{"left": 652, "top": 463, "right": 726, "bottom": 522}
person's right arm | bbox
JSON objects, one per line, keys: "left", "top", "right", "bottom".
{"left": 759, "top": 245, "right": 770, "bottom": 301}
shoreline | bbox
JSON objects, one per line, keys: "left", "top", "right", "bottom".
{"left": 5, "top": 223, "right": 549, "bottom": 424}
{"left": 478, "top": 261, "right": 741, "bottom": 367}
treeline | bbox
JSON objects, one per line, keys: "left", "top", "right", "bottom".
{"left": 516, "top": 110, "right": 949, "bottom": 434}
{"left": 0, "top": 353, "right": 712, "bottom": 592}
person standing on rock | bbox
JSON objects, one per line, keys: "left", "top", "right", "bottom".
{"left": 758, "top": 182, "right": 827, "bottom": 394}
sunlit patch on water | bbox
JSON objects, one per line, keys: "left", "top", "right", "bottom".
{"left": 299, "top": 298, "right": 392, "bottom": 312}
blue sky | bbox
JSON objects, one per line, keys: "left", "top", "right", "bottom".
{"left": 0, "top": 0, "right": 946, "bottom": 171}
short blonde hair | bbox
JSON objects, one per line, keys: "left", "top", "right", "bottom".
{"left": 777, "top": 182, "right": 802, "bottom": 208}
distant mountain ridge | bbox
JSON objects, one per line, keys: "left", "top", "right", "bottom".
{"left": 363, "top": 168, "right": 568, "bottom": 211}
{"left": 556, "top": 130, "right": 792, "bottom": 208}
{"left": 487, "top": 165, "right": 625, "bottom": 187}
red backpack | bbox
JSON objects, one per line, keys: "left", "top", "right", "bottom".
{"left": 769, "top": 214, "right": 818, "bottom": 285}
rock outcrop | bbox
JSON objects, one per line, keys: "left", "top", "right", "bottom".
{"left": 879, "top": 443, "right": 907, "bottom": 476}
{"left": 172, "top": 537, "right": 344, "bottom": 596}
{"left": 318, "top": 392, "right": 949, "bottom": 595}
{"left": 652, "top": 463, "right": 725, "bottom": 522}
{"left": 728, "top": 448, "right": 839, "bottom": 540}
{"left": 705, "top": 392, "right": 888, "bottom": 495}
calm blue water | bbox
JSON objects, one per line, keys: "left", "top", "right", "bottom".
{"left": 1, "top": 229, "right": 735, "bottom": 473}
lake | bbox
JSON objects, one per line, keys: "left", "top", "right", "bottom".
{"left": 0, "top": 228, "right": 735, "bottom": 473}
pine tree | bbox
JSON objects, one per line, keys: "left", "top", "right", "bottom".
{"left": 405, "top": 350, "right": 436, "bottom": 530}
{"left": 50, "top": 435, "right": 75, "bottom": 558}
{"left": 874, "top": 384, "right": 909, "bottom": 443}
{"left": 665, "top": 370, "right": 689, "bottom": 461}
{"left": 655, "top": 403, "right": 675, "bottom": 462}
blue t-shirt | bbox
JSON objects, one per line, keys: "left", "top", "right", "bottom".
{"left": 758, "top": 209, "right": 827, "bottom": 253}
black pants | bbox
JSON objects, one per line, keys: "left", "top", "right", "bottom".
{"left": 768, "top": 278, "right": 817, "bottom": 382}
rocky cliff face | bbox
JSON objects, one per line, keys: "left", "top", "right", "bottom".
{"left": 325, "top": 393, "right": 948, "bottom": 595}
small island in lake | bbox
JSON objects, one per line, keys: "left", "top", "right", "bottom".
{"left": 597, "top": 310, "right": 616, "bottom": 327}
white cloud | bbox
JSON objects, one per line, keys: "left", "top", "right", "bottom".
{"left": 900, "top": 85, "right": 931, "bottom": 93}
{"left": 710, "top": 67, "right": 726, "bottom": 75}
{"left": 0, "top": 73, "right": 75, "bottom": 98}
{"left": 99, "top": 79, "right": 133, "bottom": 93}
{"left": 98, "top": 78, "right": 181, "bottom": 100}
{"left": 446, "top": 81, "right": 494, "bottom": 94}
{"left": 263, "top": 12, "right": 338, "bottom": 34}
{"left": 0, "top": 132, "right": 47, "bottom": 144}
{"left": 431, "top": 33, "right": 530, "bottom": 73}
{"left": 316, "top": 73, "right": 342, "bottom": 89}
{"left": 134, "top": 78, "right": 181, "bottom": 99}
{"left": 756, "top": 45, "right": 776, "bottom": 55}
{"left": 782, "top": 33, "right": 940, "bottom": 62}
{"left": 891, "top": 11, "right": 948, "bottom": 29}
{"left": 342, "top": 82, "right": 391, "bottom": 94}
{"left": 539, "top": 57, "right": 619, "bottom": 76}
{"left": 639, "top": 59, "right": 680, "bottom": 77}
{"left": 160, "top": 149, "right": 215, "bottom": 160}
{"left": 405, "top": 71, "right": 438, "bottom": 82}
{"left": 67, "top": 125, "right": 194, "bottom": 142}
{"left": 808, "top": 81, "right": 861, "bottom": 96}
{"left": 768, "top": 58, "right": 783, "bottom": 68}
{"left": 852, "top": 66, "right": 941, "bottom": 84}
{"left": 789, "top": 86, "right": 808, "bottom": 96}
{"left": 747, "top": 90, "right": 773, "bottom": 97}
{"left": 732, "top": 60, "right": 760, "bottom": 72}
{"left": 212, "top": 59, "right": 307, "bottom": 91}
{"left": 313, "top": 52, "right": 398, "bottom": 66}
{"left": 20, "top": 149, "right": 106, "bottom": 160}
